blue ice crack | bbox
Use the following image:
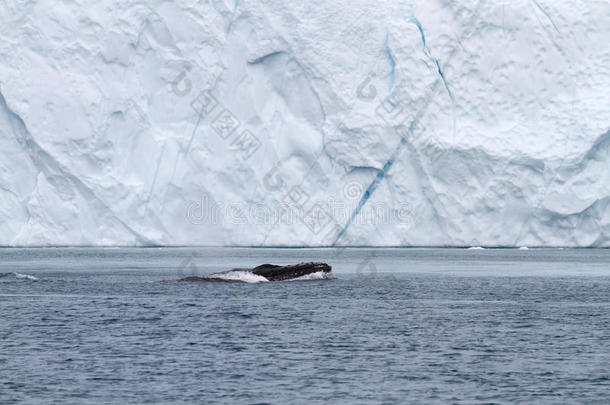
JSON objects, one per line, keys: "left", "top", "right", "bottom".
{"left": 531, "top": 0, "right": 560, "bottom": 33}
{"left": 332, "top": 137, "right": 407, "bottom": 246}
{"left": 410, "top": 17, "right": 427, "bottom": 50}
{"left": 384, "top": 32, "right": 396, "bottom": 88}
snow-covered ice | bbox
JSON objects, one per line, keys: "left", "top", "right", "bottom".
{"left": 0, "top": 0, "right": 609, "bottom": 247}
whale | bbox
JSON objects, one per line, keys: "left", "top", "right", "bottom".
{"left": 178, "top": 262, "right": 332, "bottom": 282}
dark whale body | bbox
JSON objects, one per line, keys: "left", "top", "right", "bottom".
{"left": 179, "top": 262, "right": 331, "bottom": 282}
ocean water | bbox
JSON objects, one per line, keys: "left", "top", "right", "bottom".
{"left": 1, "top": 248, "right": 609, "bottom": 404}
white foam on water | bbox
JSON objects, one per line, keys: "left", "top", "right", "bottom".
{"left": 519, "top": 246, "right": 529, "bottom": 250}
{"left": 289, "top": 271, "right": 333, "bottom": 281}
{"left": 468, "top": 247, "right": 485, "bottom": 250}
{"left": 15, "top": 272, "right": 39, "bottom": 281}
{"left": 207, "top": 271, "right": 269, "bottom": 283}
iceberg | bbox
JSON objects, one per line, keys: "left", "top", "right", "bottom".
{"left": 0, "top": 0, "right": 608, "bottom": 247}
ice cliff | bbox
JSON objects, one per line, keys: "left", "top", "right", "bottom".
{"left": 1, "top": 0, "right": 609, "bottom": 246}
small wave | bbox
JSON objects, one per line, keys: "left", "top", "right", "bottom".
{"left": 289, "top": 271, "right": 333, "bottom": 281}
{"left": 14, "top": 272, "right": 39, "bottom": 281}
{"left": 468, "top": 246, "right": 485, "bottom": 250}
{"left": 519, "top": 246, "right": 529, "bottom": 250}
{"left": 207, "top": 271, "right": 268, "bottom": 283}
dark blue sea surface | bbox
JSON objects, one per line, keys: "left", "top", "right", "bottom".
{"left": 1, "top": 248, "right": 609, "bottom": 404}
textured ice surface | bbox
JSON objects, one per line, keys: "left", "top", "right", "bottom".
{"left": 0, "top": 0, "right": 609, "bottom": 246}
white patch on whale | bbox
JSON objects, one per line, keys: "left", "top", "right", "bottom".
{"left": 205, "top": 268, "right": 332, "bottom": 283}
{"left": 289, "top": 271, "right": 333, "bottom": 281}
{"left": 207, "top": 271, "right": 269, "bottom": 283}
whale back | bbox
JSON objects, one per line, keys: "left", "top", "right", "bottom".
{"left": 177, "top": 262, "right": 331, "bottom": 282}
{"left": 251, "top": 262, "right": 331, "bottom": 281}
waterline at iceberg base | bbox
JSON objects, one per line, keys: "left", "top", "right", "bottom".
{"left": 1, "top": 1, "right": 609, "bottom": 247}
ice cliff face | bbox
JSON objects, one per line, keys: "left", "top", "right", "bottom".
{"left": 0, "top": 0, "right": 609, "bottom": 246}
